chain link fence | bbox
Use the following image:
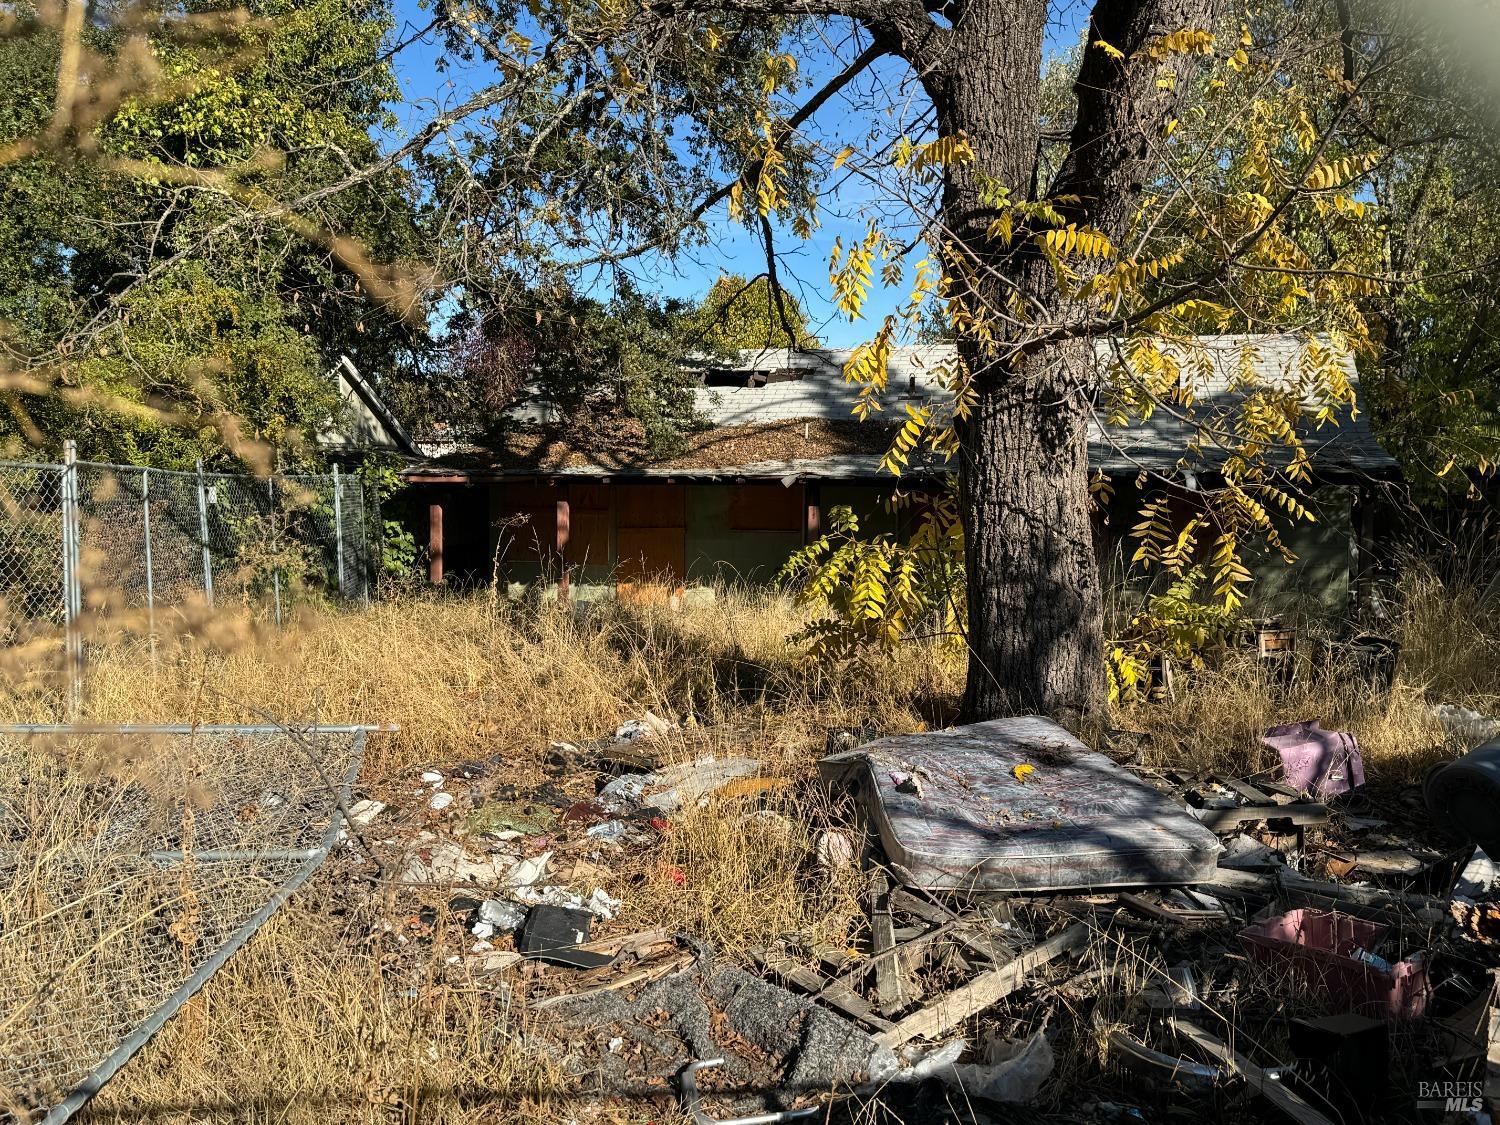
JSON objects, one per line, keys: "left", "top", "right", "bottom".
{"left": 0, "top": 447, "right": 372, "bottom": 710}
{"left": 0, "top": 724, "right": 370, "bottom": 1124}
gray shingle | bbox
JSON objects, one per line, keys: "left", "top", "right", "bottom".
{"left": 695, "top": 336, "right": 1394, "bottom": 476}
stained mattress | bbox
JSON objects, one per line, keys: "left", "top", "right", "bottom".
{"left": 819, "top": 716, "right": 1222, "bottom": 892}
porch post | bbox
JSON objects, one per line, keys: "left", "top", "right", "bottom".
{"left": 428, "top": 496, "right": 445, "bottom": 584}
{"left": 555, "top": 488, "right": 571, "bottom": 601}
{"left": 803, "top": 480, "right": 822, "bottom": 546}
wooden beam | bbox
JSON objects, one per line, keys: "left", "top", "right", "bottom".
{"left": 1174, "top": 1019, "right": 1337, "bottom": 1125}
{"left": 875, "top": 923, "right": 1090, "bottom": 1049}
{"left": 870, "top": 872, "right": 906, "bottom": 1017}
{"left": 428, "top": 499, "right": 444, "bottom": 584}
{"left": 1189, "top": 802, "right": 1328, "bottom": 831}
{"left": 752, "top": 947, "right": 896, "bottom": 1034}
{"left": 888, "top": 889, "right": 1006, "bottom": 963}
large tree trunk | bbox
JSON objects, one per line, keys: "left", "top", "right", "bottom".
{"left": 957, "top": 350, "right": 1105, "bottom": 718}
{"left": 922, "top": 0, "right": 1221, "bottom": 721}
{"left": 925, "top": 0, "right": 1107, "bottom": 718}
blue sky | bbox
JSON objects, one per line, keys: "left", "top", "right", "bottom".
{"left": 385, "top": 1, "right": 1089, "bottom": 345}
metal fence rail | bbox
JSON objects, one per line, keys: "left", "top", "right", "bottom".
{"left": 0, "top": 724, "right": 375, "bottom": 1125}
{"left": 0, "top": 446, "right": 371, "bottom": 710}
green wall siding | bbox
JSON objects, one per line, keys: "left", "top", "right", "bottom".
{"left": 685, "top": 485, "right": 803, "bottom": 583}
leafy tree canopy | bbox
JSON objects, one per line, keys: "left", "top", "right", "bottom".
{"left": 0, "top": 0, "right": 428, "bottom": 470}
{"left": 685, "top": 274, "right": 817, "bottom": 350}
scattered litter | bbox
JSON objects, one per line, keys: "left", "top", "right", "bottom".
{"left": 646, "top": 756, "right": 767, "bottom": 812}
{"left": 1238, "top": 907, "right": 1430, "bottom": 1019}
{"left": 517, "top": 904, "right": 612, "bottom": 969}
{"left": 1262, "top": 720, "right": 1365, "bottom": 800}
{"left": 471, "top": 898, "right": 528, "bottom": 938}
{"left": 816, "top": 830, "right": 858, "bottom": 871}
{"left": 820, "top": 717, "right": 1221, "bottom": 891}
{"left": 607, "top": 1036, "right": 624, "bottom": 1053}
{"left": 401, "top": 837, "right": 516, "bottom": 886}
{"left": 1219, "top": 833, "right": 1284, "bottom": 870}
{"left": 1434, "top": 703, "right": 1500, "bottom": 743}
{"left": 1455, "top": 847, "right": 1499, "bottom": 900}
{"left": 506, "top": 851, "right": 552, "bottom": 887}
{"left": 929, "top": 1025, "right": 1056, "bottom": 1104}
{"left": 420, "top": 770, "right": 445, "bottom": 787}
{"left": 891, "top": 770, "right": 925, "bottom": 797}
{"left": 584, "top": 887, "right": 622, "bottom": 920}
{"left": 585, "top": 820, "right": 628, "bottom": 842}
{"left": 895, "top": 1038, "right": 965, "bottom": 1082}
{"left": 346, "top": 798, "right": 386, "bottom": 827}
{"left": 428, "top": 792, "right": 454, "bottom": 812}
{"left": 598, "top": 774, "right": 650, "bottom": 812}
{"left": 467, "top": 801, "right": 556, "bottom": 837}
{"left": 1108, "top": 1030, "right": 1225, "bottom": 1093}
{"left": 614, "top": 711, "right": 675, "bottom": 743}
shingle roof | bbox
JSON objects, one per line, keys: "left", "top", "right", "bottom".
{"left": 416, "top": 334, "right": 1396, "bottom": 481}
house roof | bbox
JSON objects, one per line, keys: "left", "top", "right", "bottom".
{"left": 405, "top": 335, "right": 1397, "bottom": 484}
{"left": 319, "top": 355, "right": 421, "bottom": 458}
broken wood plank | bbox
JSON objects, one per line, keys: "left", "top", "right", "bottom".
{"left": 1115, "top": 892, "right": 1221, "bottom": 926}
{"left": 1199, "top": 867, "right": 1278, "bottom": 898}
{"left": 532, "top": 952, "right": 695, "bottom": 1011}
{"left": 1277, "top": 869, "right": 1445, "bottom": 925}
{"left": 575, "top": 926, "right": 675, "bottom": 958}
{"left": 1212, "top": 774, "right": 1275, "bottom": 805}
{"left": 875, "top": 923, "right": 1090, "bottom": 1049}
{"left": 1174, "top": 1019, "right": 1337, "bottom": 1125}
{"left": 752, "top": 947, "right": 896, "bottom": 1034}
{"left": 870, "top": 872, "right": 908, "bottom": 1016}
{"left": 889, "top": 889, "right": 1008, "bottom": 963}
{"left": 1190, "top": 802, "right": 1329, "bottom": 831}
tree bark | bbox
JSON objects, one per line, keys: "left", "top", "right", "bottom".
{"left": 957, "top": 348, "right": 1104, "bottom": 718}
{"left": 932, "top": 0, "right": 1222, "bottom": 720}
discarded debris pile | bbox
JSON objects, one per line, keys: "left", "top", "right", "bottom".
{"left": 340, "top": 708, "right": 1500, "bottom": 1123}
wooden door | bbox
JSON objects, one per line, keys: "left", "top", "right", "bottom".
{"left": 614, "top": 483, "right": 686, "bottom": 595}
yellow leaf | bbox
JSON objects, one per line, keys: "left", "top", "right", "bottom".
{"left": 832, "top": 146, "right": 854, "bottom": 170}
{"left": 1093, "top": 39, "right": 1125, "bottom": 60}
{"left": 1011, "top": 763, "right": 1036, "bottom": 783}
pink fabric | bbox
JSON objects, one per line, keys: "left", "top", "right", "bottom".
{"left": 1263, "top": 719, "right": 1366, "bottom": 798}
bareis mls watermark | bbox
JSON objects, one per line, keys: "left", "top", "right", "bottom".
{"left": 1415, "top": 1080, "right": 1487, "bottom": 1113}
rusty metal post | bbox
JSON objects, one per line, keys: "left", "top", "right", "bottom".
{"left": 428, "top": 497, "right": 444, "bottom": 584}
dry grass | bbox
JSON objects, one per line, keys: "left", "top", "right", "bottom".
{"left": 1125, "top": 565, "right": 1500, "bottom": 785}
{"left": 0, "top": 565, "right": 1493, "bottom": 1123}
{"left": 28, "top": 586, "right": 957, "bottom": 783}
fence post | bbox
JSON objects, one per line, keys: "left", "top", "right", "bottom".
{"left": 331, "top": 464, "right": 346, "bottom": 598}
{"left": 60, "top": 440, "right": 82, "bottom": 718}
{"left": 195, "top": 459, "right": 214, "bottom": 607}
{"left": 268, "top": 476, "right": 282, "bottom": 627}
{"left": 141, "top": 468, "right": 155, "bottom": 659}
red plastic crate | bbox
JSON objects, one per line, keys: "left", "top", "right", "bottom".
{"left": 1237, "top": 908, "right": 1430, "bottom": 1019}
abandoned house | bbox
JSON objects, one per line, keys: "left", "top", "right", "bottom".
{"left": 398, "top": 335, "right": 1397, "bottom": 616}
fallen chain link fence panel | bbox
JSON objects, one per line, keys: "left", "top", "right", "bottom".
{"left": 0, "top": 724, "right": 379, "bottom": 1124}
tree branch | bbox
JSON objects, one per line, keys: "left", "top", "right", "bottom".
{"left": 568, "top": 41, "right": 885, "bottom": 267}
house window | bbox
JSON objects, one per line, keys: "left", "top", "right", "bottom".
{"left": 729, "top": 484, "right": 803, "bottom": 531}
